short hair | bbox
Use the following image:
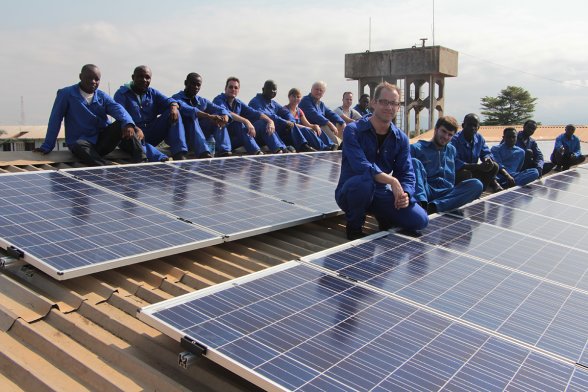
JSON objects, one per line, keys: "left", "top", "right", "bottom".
{"left": 133, "top": 65, "right": 150, "bottom": 75}
{"left": 435, "top": 116, "right": 459, "bottom": 133}
{"left": 463, "top": 113, "right": 479, "bottom": 123}
{"left": 373, "top": 82, "right": 401, "bottom": 100}
{"left": 288, "top": 87, "right": 301, "bottom": 97}
{"left": 565, "top": 124, "right": 576, "bottom": 131}
{"left": 523, "top": 119, "right": 537, "bottom": 128}
{"left": 359, "top": 93, "right": 370, "bottom": 100}
{"left": 186, "top": 72, "right": 202, "bottom": 81}
{"left": 312, "top": 81, "right": 327, "bottom": 90}
{"left": 342, "top": 91, "right": 353, "bottom": 99}
{"left": 503, "top": 127, "right": 517, "bottom": 136}
{"left": 225, "top": 76, "right": 240, "bottom": 88}
{"left": 81, "top": 64, "right": 98, "bottom": 73}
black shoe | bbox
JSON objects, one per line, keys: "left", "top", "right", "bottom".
{"left": 172, "top": 152, "right": 187, "bottom": 161}
{"left": 218, "top": 151, "right": 233, "bottom": 157}
{"left": 346, "top": 226, "right": 366, "bottom": 240}
{"left": 254, "top": 150, "right": 264, "bottom": 155}
{"left": 300, "top": 144, "right": 317, "bottom": 152}
{"left": 329, "top": 144, "right": 338, "bottom": 151}
{"left": 198, "top": 151, "right": 213, "bottom": 159}
{"left": 426, "top": 203, "right": 438, "bottom": 215}
{"left": 284, "top": 146, "right": 297, "bottom": 153}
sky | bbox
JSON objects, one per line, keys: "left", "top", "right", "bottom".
{"left": 1, "top": 0, "right": 587, "bottom": 130}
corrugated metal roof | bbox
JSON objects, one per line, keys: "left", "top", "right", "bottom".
{"left": 411, "top": 124, "right": 588, "bottom": 142}
{"left": 0, "top": 125, "right": 64, "bottom": 140}
{"left": 0, "top": 151, "right": 381, "bottom": 390}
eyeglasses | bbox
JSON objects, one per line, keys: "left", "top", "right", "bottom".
{"left": 377, "top": 99, "right": 401, "bottom": 107}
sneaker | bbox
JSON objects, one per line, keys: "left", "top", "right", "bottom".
{"left": 329, "top": 144, "right": 338, "bottom": 151}
{"left": 254, "top": 150, "right": 264, "bottom": 155}
{"left": 346, "top": 226, "right": 366, "bottom": 241}
{"left": 284, "top": 146, "right": 297, "bottom": 153}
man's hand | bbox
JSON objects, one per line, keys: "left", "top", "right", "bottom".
{"left": 245, "top": 120, "right": 256, "bottom": 137}
{"left": 135, "top": 127, "right": 144, "bottom": 141}
{"left": 285, "top": 121, "right": 294, "bottom": 130}
{"left": 266, "top": 120, "right": 275, "bottom": 135}
{"left": 33, "top": 147, "right": 49, "bottom": 154}
{"left": 505, "top": 174, "right": 516, "bottom": 188}
{"left": 390, "top": 178, "right": 409, "bottom": 209}
{"left": 311, "top": 124, "right": 322, "bottom": 136}
{"left": 215, "top": 115, "right": 229, "bottom": 127}
{"left": 170, "top": 104, "right": 179, "bottom": 122}
{"left": 122, "top": 124, "right": 136, "bottom": 140}
{"left": 327, "top": 122, "right": 339, "bottom": 137}
{"left": 480, "top": 158, "right": 494, "bottom": 172}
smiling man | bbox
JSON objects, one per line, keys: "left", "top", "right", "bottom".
{"left": 35, "top": 64, "right": 145, "bottom": 166}
{"left": 411, "top": 116, "right": 483, "bottom": 214}
{"left": 114, "top": 65, "right": 188, "bottom": 161}
{"left": 172, "top": 72, "right": 231, "bottom": 158}
{"left": 299, "top": 81, "right": 346, "bottom": 147}
{"left": 335, "top": 82, "right": 428, "bottom": 240}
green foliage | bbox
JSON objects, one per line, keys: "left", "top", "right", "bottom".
{"left": 480, "top": 86, "right": 537, "bottom": 125}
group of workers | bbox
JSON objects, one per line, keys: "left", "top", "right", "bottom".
{"left": 35, "top": 64, "right": 366, "bottom": 165}
{"left": 336, "top": 82, "right": 584, "bottom": 240}
{"left": 36, "top": 65, "right": 584, "bottom": 241}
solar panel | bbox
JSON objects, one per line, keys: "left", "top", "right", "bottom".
{"left": 486, "top": 190, "right": 588, "bottom": 227}
{"left": 139, "top": 262, "right": 588, "bottom": 391}
{"left": 455, "top": 200, "right": 588, "bottom": 252}
{"left": 67, "top": 163, "right": 320, "bottom": 240}
{"left": 0, "top": 171, "right": 221, "bottom": 280}
{"left": 172, "top": 157, "right": 340, "bottom": 215}
{"left": 245, "top": 152, "right": 341, "bottom": 184}
{"left": 513, "top": 181, "right": 588, "bottom": 207}
{"left": 417, "top": 214, "right": 588, "bottom": 291}
{"left": 302, "top": 150, "right": 342, "bottom": 164}
{"left": 303, "top": 232, "right": 588, "bottom": 364}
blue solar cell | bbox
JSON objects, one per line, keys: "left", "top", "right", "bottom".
{"left": 304, "top": 230, "right": 588, "bottom": 364}
{"left": 0, "top": 171, "right": 220, "bottom": 279}
{"left": 68, "top": 163, "right": 320, "bottom": 237}
{"left": 418, "top": 214, "right": 588, "bottom": 291}
{"left": 488, "top": 191, "right": 588, "bottom": 226}
{"left": 246, "top": 152, "right": 341, "bottom": 184}
{"left": 140, "top": 263, "right": 588, "bottom": 391}
{"left": 172, "top": 157, "right": 339, "bottom": 214}
{"left": 456, "top": 201, "right": 588, "bottom": 253}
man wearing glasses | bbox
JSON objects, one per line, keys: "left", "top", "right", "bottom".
{"left": 335, "top": 82, "right": 429, "bottom": 240}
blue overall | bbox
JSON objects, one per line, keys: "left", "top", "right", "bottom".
{"left": 411, "top": 140, "right": 483, "bottom": 212}
{"left": 114, "top": 85, "right": 187, "bottom": 156}
{"left": 213, "top": 93, "right": 262, "bottom": 154}
{"left": 299, "top": 93, "right": 344, "bottom": 147}
{"left": 335, "top": 118, "right": 428, "bottom": 232}
{"left": 492, "top": 143, "right": 540, "bottom": 186}
{"left": 173, "top": 90, "right": 231, "bottom": 155}
{"left": 277, "top": 106, "right": 330, "bottom": 151}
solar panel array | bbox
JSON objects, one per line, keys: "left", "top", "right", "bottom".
{"left": 0, "top": 152, "right": 342, "bottom": 279}
{"left": 140, "top": 164, "right": 588, "bottom": 391}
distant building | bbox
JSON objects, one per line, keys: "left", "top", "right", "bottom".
{"left": 0, "top": 125, "right": 65, "bottom": 152}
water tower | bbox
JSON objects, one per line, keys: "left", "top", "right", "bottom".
{"left": 345, "top": 44, "right": 458, "bottom": 135}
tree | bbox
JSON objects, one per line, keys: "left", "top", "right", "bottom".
{"left": 480, "top": 86, "right": 537, "bottom": 125}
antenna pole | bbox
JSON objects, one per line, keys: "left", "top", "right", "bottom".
{"left": 369, "top": 17, "right": 372, "bottom": 51}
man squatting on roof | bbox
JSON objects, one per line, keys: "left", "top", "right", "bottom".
{"left": 336, "top": 82, "right": 429, "bottom": 240}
